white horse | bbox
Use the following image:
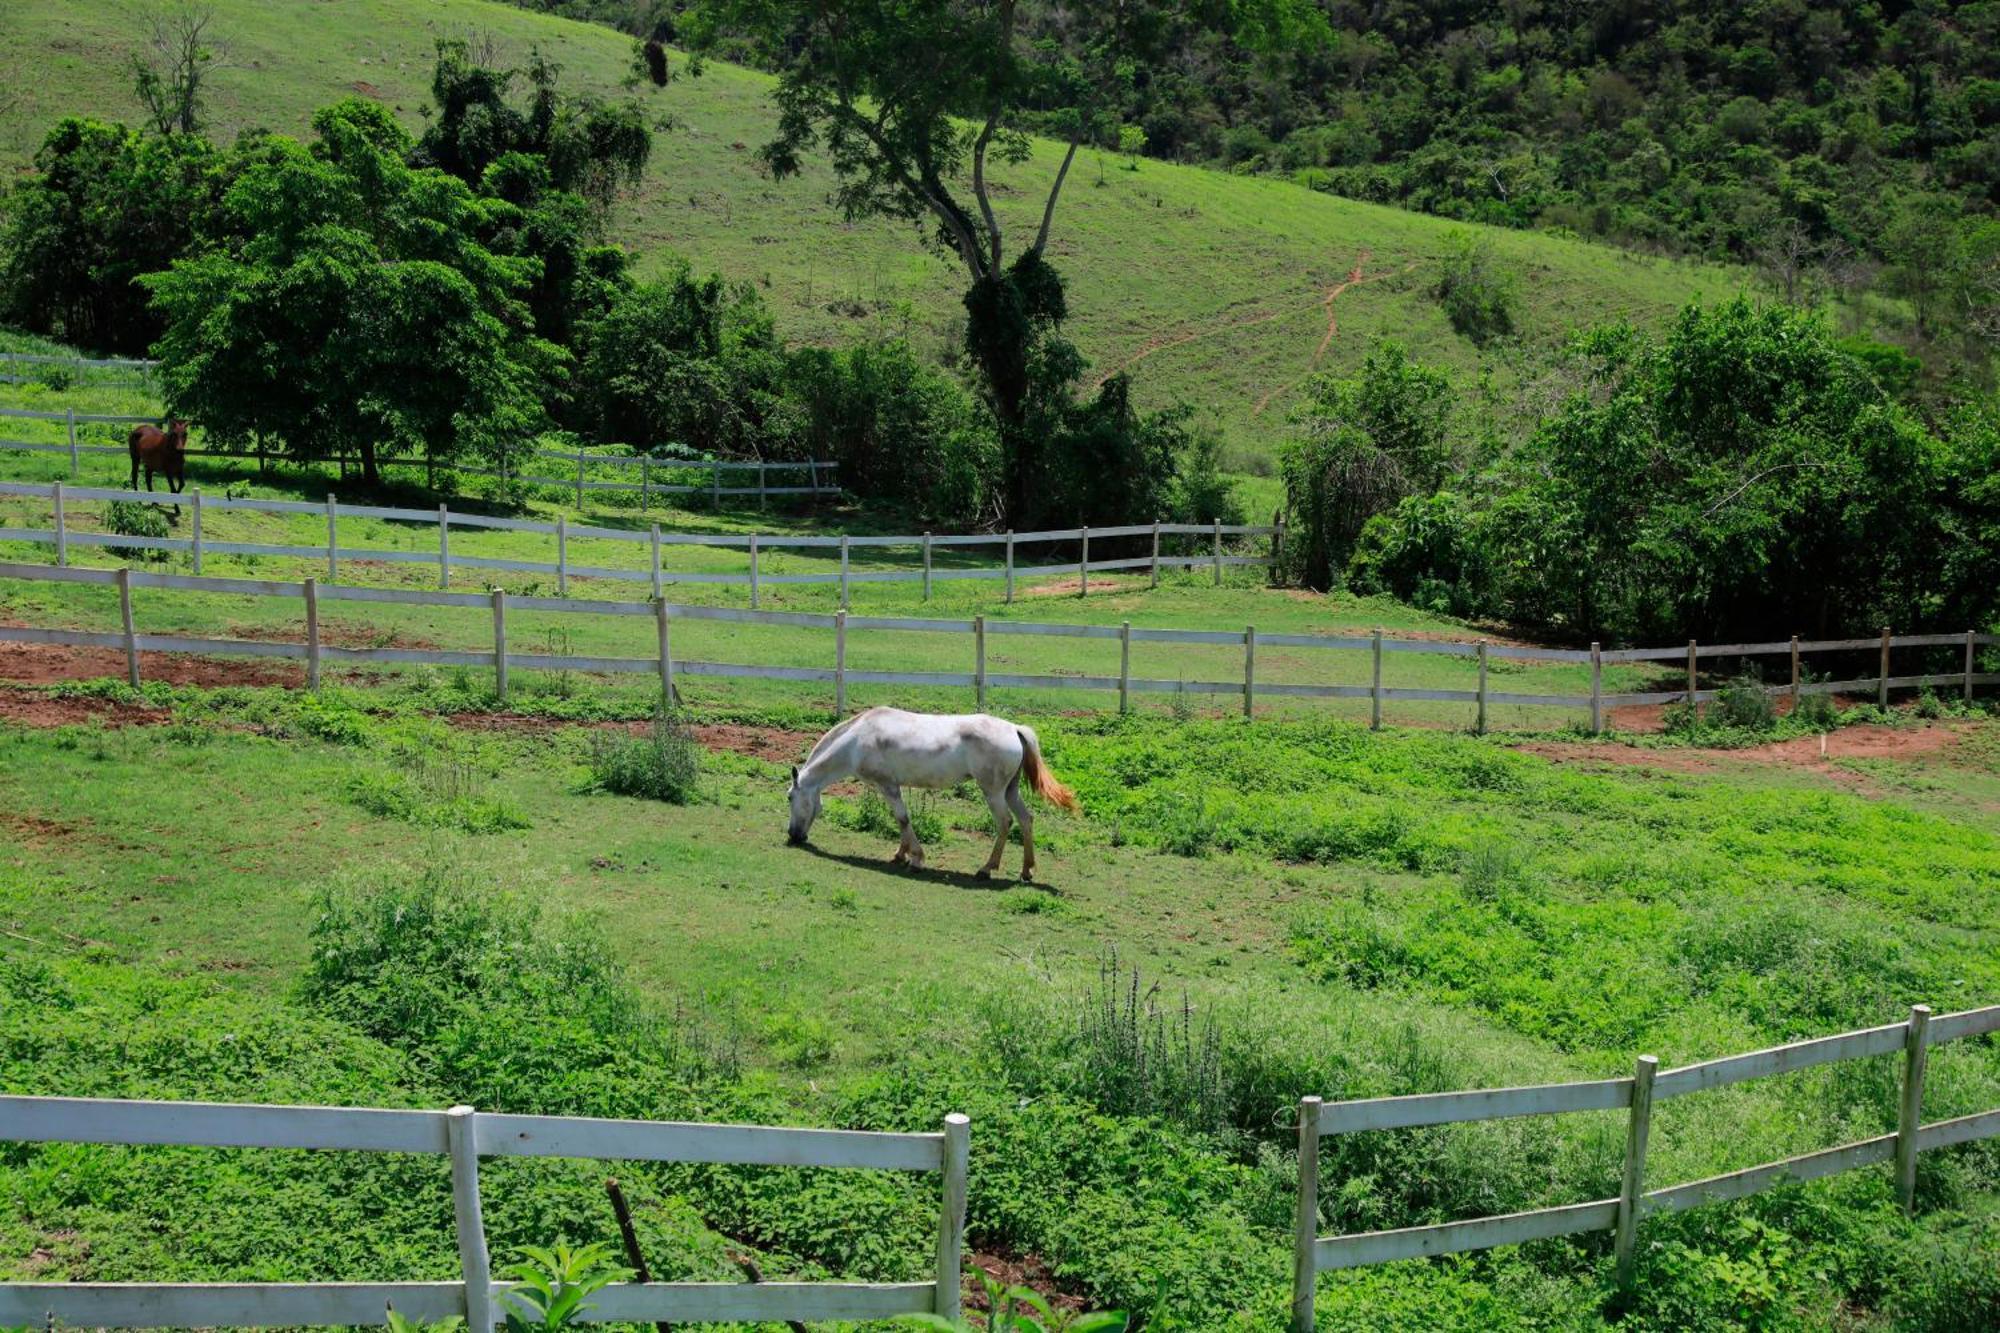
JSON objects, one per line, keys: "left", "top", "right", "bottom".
{"left": 786, "top": 707, "right": 1077, "bottom": 880}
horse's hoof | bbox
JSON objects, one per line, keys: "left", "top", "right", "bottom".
{"left": 1021, "top": 870, "right": 1035, "bottom": 883}
{"left": 975, "top": 867, "right": 992, "bottom": 880}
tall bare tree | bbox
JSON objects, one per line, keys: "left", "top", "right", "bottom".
{"left": 132, "top": 3, "right": 226, "bottom": 137}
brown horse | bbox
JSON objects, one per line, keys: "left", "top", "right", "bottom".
{"left": 128, "top": 420, "right": 190, "bottom": 520}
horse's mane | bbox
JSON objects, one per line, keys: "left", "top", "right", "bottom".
{"left": 806, "top": 707, "right": 880, "bottom": 760}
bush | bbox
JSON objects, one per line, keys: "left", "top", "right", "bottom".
{"left": 1432, "top": 231, "right": 1517, "bottom": 345}
{"left": 584, "top": 709, "right": 700, "bottom": 803}
{"left": 102, "top": 500, "right": 171, "bottom": 562}
{"left": 1715, "top": 671, "right": 1778, "bottom": 730}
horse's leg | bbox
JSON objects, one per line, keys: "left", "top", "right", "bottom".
{"left": 879, "top": 782, "right": 923, "bottom": 868}
{"left": 976, "top": 780, "right": 1012, "bottom": 879}
{"left": 1005, "top": 776, "right": 1036, "bottom": 881}
{"left": 129, "top": 452, "right": 139, "bottom": 490}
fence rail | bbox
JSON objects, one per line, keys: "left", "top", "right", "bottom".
{"left": 0, "top": 409, "right": 840, "bottom": 504}
{"left": 0, "top": 1095, "right": 970, "bottom": 1329}
{"left": 0, "top": 478, "right": 1276, "bottom": 607}
{"left": 1290, "top": 1003, "right": 2000, "bottom": 1329}
{"left": 0, "top": 561, "right": 1992, "bottom": 726}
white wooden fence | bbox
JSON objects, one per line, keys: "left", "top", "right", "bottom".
{"left": 0, "top": 478, "right": 1276, "bottom": 607}
{"left": 0, "top": 406, "right": 840, "bottom": 504}
{"left": 1290, "top": 1002, "right": 2000, "bottom": 1330}
{"left": 0, "top": 351, "right": 155, "bottom": 388}
{"left": 0, "top": 1095, "right": 970, "bottom": 1329}
{"left": 0, "top": 558, "right": 1990, "bottom": 728}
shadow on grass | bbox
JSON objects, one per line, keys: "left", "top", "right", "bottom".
{"left": 790, "top": 840, "right": 1062, "bottom": 892}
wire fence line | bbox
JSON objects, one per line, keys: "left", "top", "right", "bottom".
{"left": 0, "top": 478, "right": 1277, "bottom": 608}
{"left": 0, "top": 405, "right": 841, "bottom": 506}
{"left": 1290, "top": 1002, "right": 2000, "bottom": 1328}
{"left": 0, "top": 562, "right": 1991, "bottom": 728}
{"left": 0, "top": 1095, "right": 971, "bottom": 1330}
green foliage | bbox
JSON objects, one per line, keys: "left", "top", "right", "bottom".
{"left": 1281, "top": 342, "right": 1455, "bottom": 590}
{"left": 902, "top": 1273, "right": 1125, "bottom": 1333}
{"left": 1069, "top": 955, "right": 1226, "bottom": 1136}
{"left": 289, "top": 691, "right": 371, "bottom": 744}
{"left": 101, "top": 499, "right": 171, "bottom": 561}
{"left": 498, "top": 1243, "right": 629, "bottom": 1333}
{"left": 343, "top": 766, "right": 530, "bottom": 834}
{"left": 1346, "top": 491, "right": 1494, "bottom": 617}
{"left": 1431, "top": 232, "right": 1516, "bottom": 346}
{"left": 584, "top": 708, "right": 701, "bottom": 803}
{"left": 386, "top": 1312, "right": 463, "bottom": 1333}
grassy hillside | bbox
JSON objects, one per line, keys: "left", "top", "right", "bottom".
{"left": 0, "top": 0, "right": 1753, "bottom": 460}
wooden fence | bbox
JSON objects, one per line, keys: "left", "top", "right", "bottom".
{"left": 1290, "top": 1003, "right": 2000, "bottom": 1331}
{"left": 0, "top": 351, "right": 155, "bottom": 388}
{"left": 0, "top": 561, "right": 1991, "bottom": 728}
{"left": 0, "top": 1095, "right": 970, "bottom": 1329}
{"left": 0, "top": 407, "right": 840, "bottom": 504}
{"left": 0, "top": 479, "right": 1276, "bottom": 607}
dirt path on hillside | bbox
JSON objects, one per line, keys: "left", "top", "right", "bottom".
{"left": 448, "top": 711, "right": 818, "bottom": 762}
{"left": 1518, "top": 722, "right": 1969, "bottom": 782}
{"left": 1090, "top": 250, "right": 1408, "bottom": 393}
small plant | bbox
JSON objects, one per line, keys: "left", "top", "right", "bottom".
{"left": 1432, "top": 231, "right": 1517, "bottom": 346}
{"left": 291, "top": 692, "right": 370, "bottom": 744}
{"left": 903, "top": 1271, "right": 1125, "bottom": 1333}
{"left": 1715, "top": 670, "right": 1776, "bottom": 730}
{"left": 540, "top": 627, "right": 576, "bottom": 699}
{"left": 161, "top": 707, "right": 213, "bottom": 746}
{"left": 499, "top": 1243, "right": 629, "bottom": 1333}
{"left": 1792, "top": 680, "right": 1839, "bottom": 728}
{"left": 1072, "top": 951, "right": 1227, "bottom": 1135}
{"left": 385, "top": 1311, "right": 464, "bottom": 1333}
{"left": 585, "top": 709, "right": 700, "bottom": 803}
{"left": 1169, "top": 680, "right": 1194, "bottom": 724}
{"left": 103, "top": 500, "right": 171, "bottom": 562}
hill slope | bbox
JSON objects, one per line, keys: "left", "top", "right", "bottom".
{"left": 0, "top": 0, "right": 1752, "bottom": 456}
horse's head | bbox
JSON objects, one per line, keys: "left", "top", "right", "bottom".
{"left": 166, "top": 420, "right": 189, "bottom": 453}
{"left": 786, "top": 765, "right": 820, "bottom": 845}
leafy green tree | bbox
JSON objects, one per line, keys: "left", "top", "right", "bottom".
{"left": 144, "top": 100, "right": 551, "bottom": 486}
{"left": 0, "top": 118, "right": 220, "bottom": 353}
{"left": 1280, "top": 342, "right": 1455, "bottom": 589}
{"left": 688, "top": 0, "right": 1324, "bottom": 522}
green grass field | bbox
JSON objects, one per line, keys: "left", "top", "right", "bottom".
{"left": 0, "top": 0, "right": 1754, "bottom": 462}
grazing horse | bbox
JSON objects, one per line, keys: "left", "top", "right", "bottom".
{"left": 128, "top": 420, "right": 190, "bottom": 518}
{"left": 786, "top": 707, "right": 1078, "bottom": 880}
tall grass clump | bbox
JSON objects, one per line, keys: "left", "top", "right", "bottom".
{"left": 585, "top": 708, "right": 700, "bottom": 803}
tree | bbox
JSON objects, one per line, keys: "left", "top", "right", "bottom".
{"left": 689, "top": 0, "right": 1323, "bottom": 522}
{"left": 131, "top": 3, "right": 226, "bottom": 138}
{"left": 144, "top": 100, "right": 551, "bottom": 486}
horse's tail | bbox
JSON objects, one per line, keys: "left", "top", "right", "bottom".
{"left": 1016, "top": 728, "right": 1078, "bottom": 811}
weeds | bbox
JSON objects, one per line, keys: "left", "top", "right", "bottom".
{"left": 584, "top": 709, "right": 700, "bottom": 803}
{"left": 102, "top": 499, "right": 171, "bottom": 561}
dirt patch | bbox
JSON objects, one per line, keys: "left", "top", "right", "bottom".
{"left": 231, "top": 622, "right": 441, "bottom": 651}
{"left": 0, "top": 810, "right": 90, "bottom": 848}
{"left": 966, "top": 1251, "right": 1085, "bottom": 1315}
{"left": 445, "top": 712, "right": 817, "bottom": 761}
{"left": 1519, "top": 723, "right": 1967, "bottom": 781}
{"left": 0, "top": 636, "right": 302, "bottom": 689}
{"left": 0, "top": 688, "right": 169, "bottom": 728}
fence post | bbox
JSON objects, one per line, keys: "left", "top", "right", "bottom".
{"left": 1150, "top": 520, "right": 1162, "bottom": 589}
{"left": 1790, "top": 634, "right": 1801, "bottom": 711}
{"left": 1271, "top": 511, "right": 1286, "bottom": 586}
{"left": 1292, "top": 1096, "right": 1322, "bottom": 1333}
{"left": 1476, "top": 642, "right": 1489, "bottom": 736}
{"left": 52, "top": 481, "right": 66, "bottom": 567}
{"left": 1686, "top": 640, "right": 1697, "bottom": 722}
{"left": 923, "top": 532, "right": 933, "bottom": 602}
{"left": 65, "top": 407, "right": 78, "bottom": 478}
{"left": 1080, "top": 527, "right": 1091, "bottom": 597}
{"left": 1212, "top": 519, "right": 1222, "bottom": 586}
{"left": 1879, "top": 625, "right": 1891, "bottom": 709}
{"left": 446, "top": 1106, "right": 495, "bottom": 1332}
{"left": 835, "top": 609, "right": 847, "bottom": 718}
{"left": 749, "top": 534, "right": 761, "bottom": 610}
{"left": 191, "top": 489, "right": 203, "bottom": 575}
{"left": 1244, "top": 624, "right": 1257, "bottom": 719}
{"left": 655, "top": 598, "right": 674, "bottom": 711}
{"left": 1119, "top": 621, "right": 1132, "bottom": 715}
{"left": 1004, "top": 531, "right": 1015, "bottom": 604}
{"left": 304, "top": 576, "right": 321, "bottom": 691}
{"left": 1897, "top": 1004, "right": 1932, "bottom": 1215}
{"left": 839, "top": 535, "right": 851, "bottom": 610}
{"left": 575, "top": 452, "right": 585, "bottom": 509}
{"left": 650, "top": 523, "right": 663, "bottom": 600}
{"left": 492, "top": 589, "right": 508, "bottom": 703}
{"left": 326, "top": 493, "right": 338, "bottom": 582}
{"left": 1614, "top": 1055, "right": 1659, "bottom": 1288}
{"left": 1371, "top": 629, "right": 1384, "bottom": 731}
{"left": 117, "top": 567, "right": 139, "bottom": 688}
{"left": 934, "top": 1112, "right": 971, "bottom": 1320}
{"left": 974, "top": 615, "right": 987, "bottom": 711}
{"left": 438, "top": 504, "right": 451, "bottom": 589}
{"left": 1590, "top": 641, "right": 1604, "bottom": 735}
{"left": 556, "top": 515, "right": 568, "bottom": 597}
{"left": 1967, "top": 630, "right": 1977, "bottom": 704}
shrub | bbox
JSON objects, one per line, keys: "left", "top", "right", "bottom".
{"left": 584, "top": 709, "right": 700, "bottom": 803}
{"left": 1432, "top": 231, "right": 1517, "bottom": 345}
{"left": 102, "top": 500, "right": 171, "bottom": 562}
{"left": 1715, "top": 671, "right": 1777, "bottom": 730}
{"left": 291, "top": 692, "right": 371, "bottom": 744}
